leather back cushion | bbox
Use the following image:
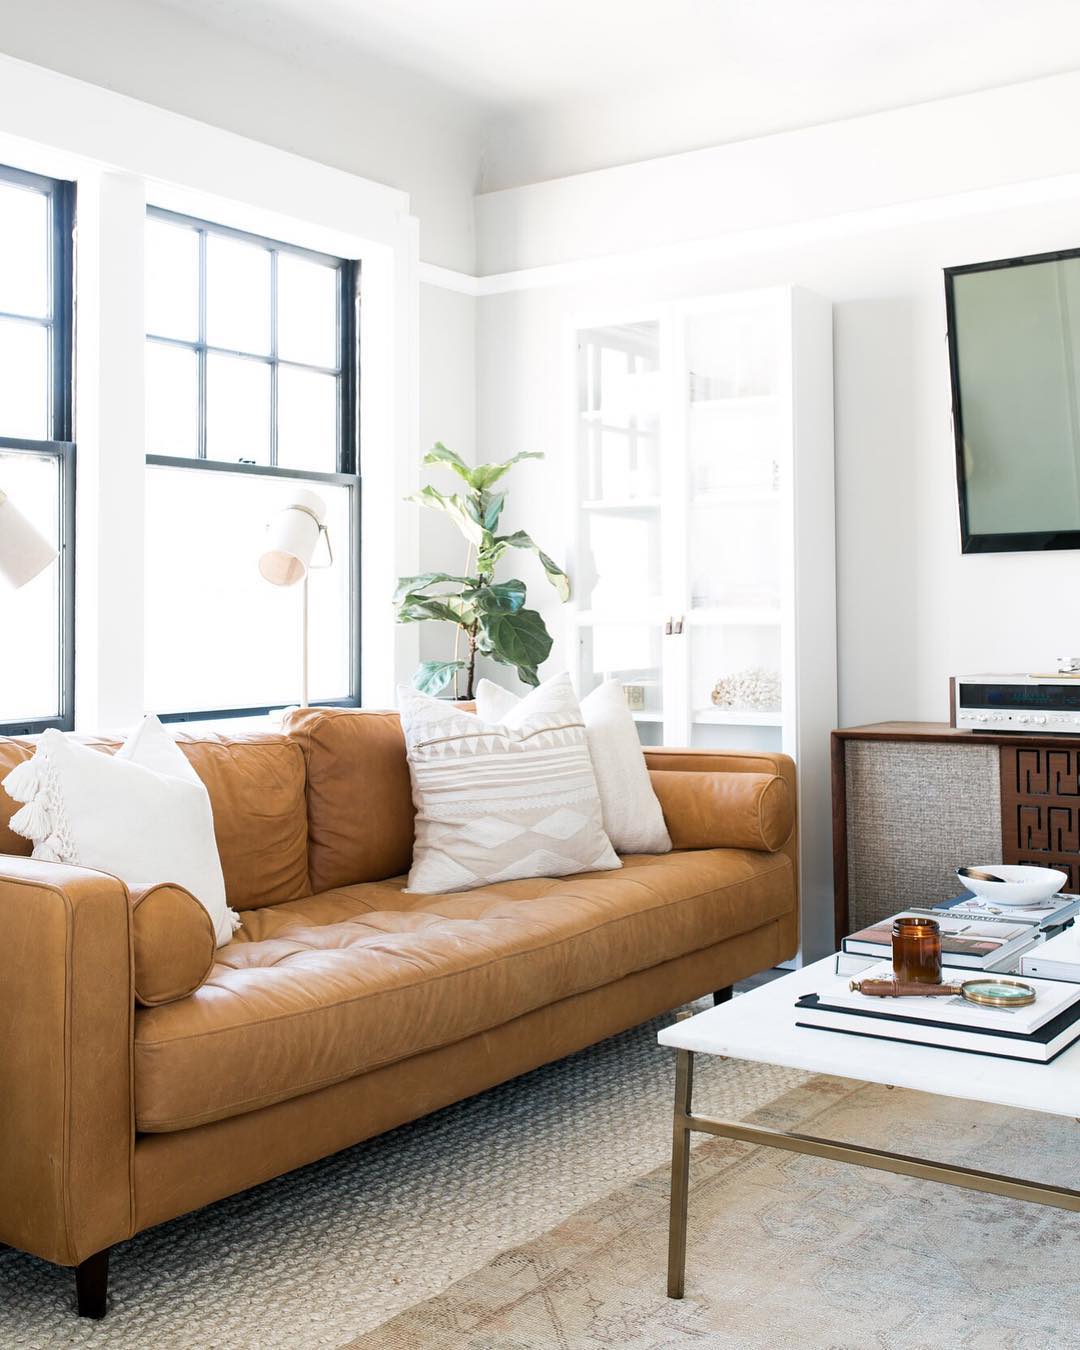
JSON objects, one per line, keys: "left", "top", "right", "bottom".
{"left": 284, "top": 707, "right": 415, "bottom": 890}
{"left": 0, "top": 732, "right": 309, "bottom": 910}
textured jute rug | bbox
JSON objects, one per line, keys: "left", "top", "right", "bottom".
{"left": 349, "top": 1074, "right": 1080, "bottom": 1350}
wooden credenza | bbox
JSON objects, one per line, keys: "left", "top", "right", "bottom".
{"left": 832, "top": 722, "right": 1080, "bottom": 947}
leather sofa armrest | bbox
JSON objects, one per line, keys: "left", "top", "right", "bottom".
{"left": 0, "top": 856, "right": 133, "bottom": 1266}
{"left": 645, "top": 747, "right": 799, "bottom": 917}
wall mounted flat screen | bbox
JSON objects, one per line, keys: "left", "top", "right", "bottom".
{"left": 946, "top": 247, "right": 1080, "bottom": 553}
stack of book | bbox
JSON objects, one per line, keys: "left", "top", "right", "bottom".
{"left": 796, "top": 958, "right": 1080, "bottom": 1063}
{"left": 928, "top": 890, "right": 1080, "bottom": 939}
{"left": 839, "top": 892, "right": 1080, "bottom": 976}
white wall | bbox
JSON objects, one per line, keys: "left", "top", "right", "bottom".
{"left": 0, "top": 0, "right": 481, "bottom": 271}
{"left": 473, "top": 73, "right": 1080, "bottom": 729}
{"left": 417, "top": 283, "right": 477, "bottom": 681}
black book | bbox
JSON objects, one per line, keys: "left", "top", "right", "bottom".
{"left": 795, "top": 991, "right": 1080, "bottom": 1064}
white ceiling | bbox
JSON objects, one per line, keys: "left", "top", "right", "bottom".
{"left": 150, "top": 0, "right": 1080, "bottom": 186}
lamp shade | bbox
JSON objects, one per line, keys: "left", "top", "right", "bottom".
{"left": 0, "top": 488, "right": 58, "bottom": 589}
{"left": 258, "top": 489, "right": 327, "bottom": 587}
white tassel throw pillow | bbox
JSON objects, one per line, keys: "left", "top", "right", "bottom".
{"left": 3, "top": 715, "right": 238, "bottom": 945}
{"left": 399, "top": 673, "right": 621, "bottom": 894}
{"left": 477, "top": 676, "right": 672, "bottom": 856}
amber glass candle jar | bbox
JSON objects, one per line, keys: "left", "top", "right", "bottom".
{"left": 892, "top": 917, "right": 942, "bottom": 984}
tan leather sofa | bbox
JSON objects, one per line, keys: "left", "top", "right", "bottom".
{"left": 0, "top": 707, "right": 798, "bottom": 1318}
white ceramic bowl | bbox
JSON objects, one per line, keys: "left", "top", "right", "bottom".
{"left": 958, "top": 864, "right": 1068, "bottom": 907}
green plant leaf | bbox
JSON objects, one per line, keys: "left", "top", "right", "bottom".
{"left": 469, "top": 451, "right": 544, "bottom": 491}
{"left": 407, "top": 485, "right": 485, "bottom": 547}
{"left": 493, "top": 530, "right": 571, "bottom": 602}
{"left": 412, "top": 660, "right": 466, "bottom": 696}
{"left": 473, "top": 579, "right": 526, "bottom": 614}
{"left": 422, "top": 442, "right": 474, "bottom": 484}
{"left": 481, "top": 606, "right": 553, "bottom": 674}
{"left": 392, "top": 572, "right": 470, "bottom": 603}
{"left": 397, "top": 598, "right": 465, "bottom": 625}
{"left": 481, "top": 490, "right": 506, "bottom": 533}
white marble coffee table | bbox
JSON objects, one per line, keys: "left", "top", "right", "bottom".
{"left": 658, "top": 954, "right": 1080, "bottom": 1298}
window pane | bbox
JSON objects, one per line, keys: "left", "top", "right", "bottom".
{"left": 206, "top": 234, "right": 270, "bottom": 355}
{"left": 144, "top": 466, "right": 351, "bottom": 711}
{"left": 206, "top": 353, "right": 270, "bottom": 463}
{"left": 0, "top": 319, "right": 48, "bottom": 439}
{"left": 277, "top": 253, "right": 338, "bottom": 368}
{"left": 0, "top": 182, "right": 48, "bottom": 319}
{"left": 146, "top": 341, "right": 198, "bottom": 457}
{"left": 146, "top": 218, "right": 198, "bottom": 341}
{"left": 0, "top": 451, "right": 60, "bottom": 721}
{"left": 277, "top": 366, "right": 337, "bottom": 472}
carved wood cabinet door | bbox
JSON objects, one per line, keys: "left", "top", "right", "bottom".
{"left": 1001, "top": 745, "right": 1080, "bottom": 892}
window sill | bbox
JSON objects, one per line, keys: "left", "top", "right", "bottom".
{"left": 170, "top": 710, "right": 291, "bottom": 736}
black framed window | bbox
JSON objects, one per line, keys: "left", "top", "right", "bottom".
{"left": 0, "top": 163, "right": 75, "bottom": 735}
{"left": 144, "top": 208, "right": 360, "bottom": 719}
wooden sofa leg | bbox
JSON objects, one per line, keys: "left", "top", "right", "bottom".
{"left": 712, "top": 985, "right": 733, "bottom": 1006}
{"left": 75, "top": 1248, "right": 110, "bottom": 1319}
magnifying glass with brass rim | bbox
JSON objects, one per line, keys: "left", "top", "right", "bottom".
{"left": 850, "top": 975, "right": 1037, "bottom": 1007}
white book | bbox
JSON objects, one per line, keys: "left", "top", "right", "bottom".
{"left": 796, "top": 963, "right": 1080, "bottom": 1064}
{"left": 921, "top": 893, "right": 1080, "bottom": 928}
{"left": 843, "top": 912, "right": 1035, "bottom": 970}
{"left": 1021, "top": 926, "right": 1080, "bottom": 983}
{"left": 817, "top": 959, "right": 1080, "bottom": 1034}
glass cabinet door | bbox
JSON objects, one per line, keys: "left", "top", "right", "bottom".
{"left": 575, "top": 617, "right": 666, "bottom": 745}
{"left": 681, "top": 297, "right": 787, "bottom": 751}
{"left": 578, "top": 320, "right": 661, "bottom": 508}
{"left": 575, "top": 320, "right": 668, "bottom": 743}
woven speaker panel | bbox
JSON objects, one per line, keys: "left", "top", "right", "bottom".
{"left": 845, "top": 740, "right": 1001, "bottom": 932}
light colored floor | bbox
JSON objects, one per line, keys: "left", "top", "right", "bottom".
{"left": 0, "top": 983, "right": 804, "bottom": 1349}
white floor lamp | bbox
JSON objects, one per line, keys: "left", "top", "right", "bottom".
{"left": 0, "top": 488, "right": 58, "bottom": 589}
{"left": 258, "top": 488, "right": 332, "bottom": 708}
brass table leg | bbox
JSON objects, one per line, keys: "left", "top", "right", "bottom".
{"left": 666, "top": 1043, "right": 694, "bottom": 1298}
{"left": 663, "top": 1033, "right": 1080, "bottom": 1301}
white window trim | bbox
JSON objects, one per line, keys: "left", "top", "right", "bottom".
{"left": 0, "top": 52, "right": 420, "bottom": 732}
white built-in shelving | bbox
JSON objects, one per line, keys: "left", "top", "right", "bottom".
{"left": 568, "top": 287, "right": 837, "bottom": 960}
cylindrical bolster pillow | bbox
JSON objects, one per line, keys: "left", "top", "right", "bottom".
{"left": 649, "top": 769, "right": 794, "bottom": 853}
{"left": 130, "top": 882, "right": 216, "bottom": 1007}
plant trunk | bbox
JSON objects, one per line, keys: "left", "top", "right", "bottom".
{"left": 464, "top": 625, "right": 478, "bottom": 701}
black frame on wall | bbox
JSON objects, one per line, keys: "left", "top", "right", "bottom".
{"left": 945, "top": 245, "right": 1080, "bottom": 555}
{"left": 144, "top": 207, "right": 362, "bottom": 721}
{"left": 0, "top": 163, "right": 76, "bottom": 737}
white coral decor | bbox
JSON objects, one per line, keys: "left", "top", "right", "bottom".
{"left": 710, "top": 667, "right": 781, "bottom": 711}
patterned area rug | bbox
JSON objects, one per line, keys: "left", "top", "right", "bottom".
{"left": 349, "top": 1075, "right": 1080, "bottom": 1350}
{"left": 0, "top": 999, "right": 802, "bottom": 1348}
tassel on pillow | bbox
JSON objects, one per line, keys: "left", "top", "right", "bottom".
{"left": 2, "top": 756, "right": 42, "bottom": 804}
{"left": 9, "top": 796, "right": 53, "bottom": 842}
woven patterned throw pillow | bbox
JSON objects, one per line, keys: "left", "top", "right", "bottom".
{"left": 398, "top": 673, "right": 621, "bottom": 894}
{"left": 477, "top": 676, "right": 672, "bottom": 855}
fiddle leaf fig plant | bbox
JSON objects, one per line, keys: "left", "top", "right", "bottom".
{"left": 396, "top": 443, "right": 570, "bottom": 699}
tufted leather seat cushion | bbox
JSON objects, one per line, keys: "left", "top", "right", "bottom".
{"left": 133, "top": 848, "right": 793, "bottom": 1132}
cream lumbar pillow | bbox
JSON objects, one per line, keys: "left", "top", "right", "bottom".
{"left": 2, "top": 715, "right": 238, "bottom": 945}
{"left": 477, "top": 676, "right": 672, "bottom": 856}
{"left": 398, "top": 672, "right": 621, "bottom": 894}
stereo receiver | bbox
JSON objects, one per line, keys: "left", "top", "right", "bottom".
{"left": 952, "top": 674, "right": 1080, "bottom": 734}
